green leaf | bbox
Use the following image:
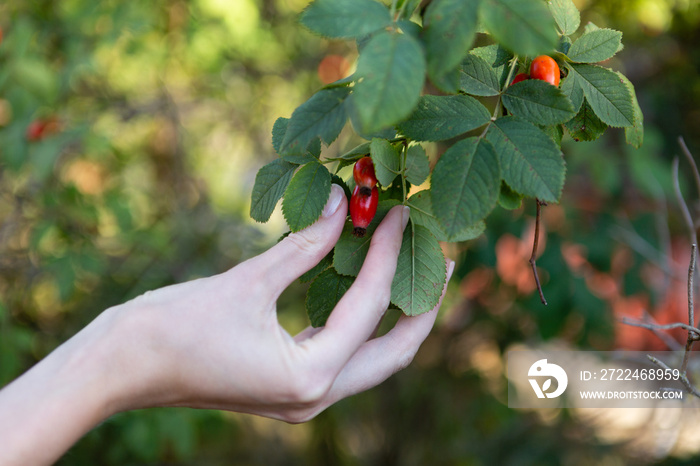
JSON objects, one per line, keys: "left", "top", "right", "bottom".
{"left": 272, "top": 117, "right": 289, "bottom": 154}
{"left": 299, "top": 251, "right": 334, "bottom": 283}
{"left": 250, "top": 159, "right": 297, "bottom": 223}
{"left": 280, "top": 87, "right": 350, "bottom": 155}
{"left": 560, "top": 70, "right": 584, "bottom": 113}
{"left": 570, "top": 63, "right": 635, "bottom": 127}
{"left": 540, "top": 124, "right": 564, "bottom": 147}
{"left": 396, "top": 95, "right": 491, "bottom": 142}
{"left": 584, "top": 22, "right": 600, "bottom": 33}
{"left": 281, "top": 150, "right": 319, "bottom": 165}
{"left": 408, "top": 190, "right": 485, "bottom": 242}
{"left": 405, "top": 145, "right": 430, "bottom": 186}
{"left": 485, "top": 116, "right": 566, "bottom": 202}
{"left": 331, "top": 174, "right": 352, "bottom": 202}
{"left": 391, "top": 223, "right": 446, "bottom": 316}
{"left": 567, "top": 28, "right": 622, "bottom": 63}
{"left": 282, "top": 162, "right": 332, "bottom": 232}
{"left": 423, "top": 0, "right": 479, "bottom": 80}
{"left": 564, "top": 99, "right": 607, "bottom": 142}
{"left": 621, "top": 74, "right": 644, "bottom": 148}
{"left": 480, "top": 0, "right": 558, "bottom": 57}
{"left": 498, "top": 182, "right": 524, "bottom": 210}
{"left": 502, "top": 79, "right": 576, "bottom": 125}
{"left": 470, "top": 45, "right": 513, "bottom": 89}
{"left": 397, "top": 0, "right": 423, "bottom": 19}
{"left": 370, "top": 138, "right": 400, "bottom": 186}
{"left": 333, "top": 201, "right": 400, "bottom": 276}
{"left": 351, "top": 30, "right": 426, "bottom": 134}
{"left": 458, "top": 54, "right": 501, "bottom": 97}
{"left": 430, "top": 137, "right": 500, "bottom": 238}
{"left": 430, "top": 66, "right": 461, "bottom": 94}
{"left": 300, "top": 0, "right": 392, "bottom": 39}
{"left": 548, "top": 0, "right": 580, "bottom": 36}
{"left": 306, "top": 269, "right": 355, "bottom": 327}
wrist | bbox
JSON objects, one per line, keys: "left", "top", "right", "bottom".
{"left": 0, "top": 306, "right": 136, "bottom": 465}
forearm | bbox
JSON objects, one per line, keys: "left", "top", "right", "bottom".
{"left": 0, "top": 308, "right": 127, "bottom": 466}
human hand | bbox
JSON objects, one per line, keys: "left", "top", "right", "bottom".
{"left": 106, "top": 184, "right": 454, "bottom": 421}
{"left": 0, "top": 184, "right": 454, "bottom": 465}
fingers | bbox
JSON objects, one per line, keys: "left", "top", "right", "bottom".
{"left": 305, "top": 205, "right": 410, "bottom": 371}
{"left": 243, "top": 184, "right": 347, "bottom": 297}
{"left": 321, "top": 259, "right": 454, "bottom": 404}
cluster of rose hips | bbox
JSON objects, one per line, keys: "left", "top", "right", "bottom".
{"left": 350, "top": 156, "right": 379, "bottom": 237}
{"left": 511, "top": 55, "right": 560, "bottom": 86}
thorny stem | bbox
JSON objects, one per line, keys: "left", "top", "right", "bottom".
{"left": 530, "top": 199, "right": 548, "bottom": 305}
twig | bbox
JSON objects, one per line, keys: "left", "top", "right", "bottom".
{"left": 673, "top": 153, "right": 700, "bottom": 329}
{"left": 682, "top": 244, "right": 699, "bottom": 375}
{"left": 672, "top": 156, "right": 697, "bottom": 249}
{"left": 641, "top": 310, "right": 683, "bottom": 351}
{"left": 530, "top": 199, "right": 547, "bottom": 305}
{"left": 620, "top": 317, "right": 700, "bottom": 336}
{"left": 648, "top": 355, "right": 700, "bottom": 398}
{"left": 609, "top": 223, "right": 685, "bottom": 281}
{"left": 679, "top": 136, "right": 700, "bottom": 201}
{"left": 620, "top": 137, "right": 700, "bottom": 399}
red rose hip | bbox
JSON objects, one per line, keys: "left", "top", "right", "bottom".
{"left": 511, "top": 73, "right": 529, "bottom": 85}
{"left": 349, "top": 184, "right": 378, "bottom": 238}
{"left": 530, "top": 55, "right": 560, "bottom": 87}
{"left": 353, "top": 156, "right": 377, "bottom": 195}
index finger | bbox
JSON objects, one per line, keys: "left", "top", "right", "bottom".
{"left": 303, "top": 205, "right": 410, "bottom": 372}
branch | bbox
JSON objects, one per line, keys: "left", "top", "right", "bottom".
{"left": 682, "top": 244, "right": 698, "bottom": 375}
{"left": 620, "top": 317, "right": 700, "bottom": 336}
{"left": 673, "top": 156, "right": 697, "bottom": 248}
{"left": 679, "top": 136, "right": 700, "bottom": 201}
{"left": 530, "top": 199, "right": 547, "bottom": 305}
{"left": 609, "top": 222, "right": 685, "bottom": 281}
{"left": 640, "top": 310, "right": 683, "bottom": 351}
{"left": 647, "top": 355, "right": 700, "bottom": 398}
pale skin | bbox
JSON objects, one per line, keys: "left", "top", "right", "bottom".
{"left": 0, "top": 184, "right": 454, "bottom": 466}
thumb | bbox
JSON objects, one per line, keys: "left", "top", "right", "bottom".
{"left": 249, "top": 183, "right": 347, "bottom": 296}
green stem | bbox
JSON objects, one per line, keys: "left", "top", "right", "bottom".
{"left": 396, "top": 0, "right": 409, "bottom": 19}
{"left": 400, "top": 142, "right": 408, "bottom": 204}
{"left": 504, "top": 54, "right": 520, "bottom": 90}
{"left": 390, "top": 0, "right": 398, "bottom": 19}
{"left": 480, "top": 54, "right": 521, "bottom": 138}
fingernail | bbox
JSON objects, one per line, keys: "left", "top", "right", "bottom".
{"left": 401, "top": 206, "right": 410, "bottom": 230}
{"left": 322, "top": 184, "right": 344, "bottom": 217}
{"left": 447, "top": 260, "right": 456, "bottom": 281}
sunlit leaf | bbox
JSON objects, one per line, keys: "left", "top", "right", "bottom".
{"left": 282, "top": 162, "right": 331, "bottom": 232}
{"left": 300, "top": 0, "right": 392, "bottom": 39}
{"left": 250, "top": 159, "right": 297, "bottom": 223}
{"left": 351, "top": 30, "right": 426, "bottom": 134}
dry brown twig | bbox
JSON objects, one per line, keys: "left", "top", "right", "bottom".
{"left": 622, "top": 137, "right": 700, "bottom": 398}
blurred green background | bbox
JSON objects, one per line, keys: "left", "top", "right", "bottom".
{"left": 1, "top": 0, "right": 700, "bottom": 464}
